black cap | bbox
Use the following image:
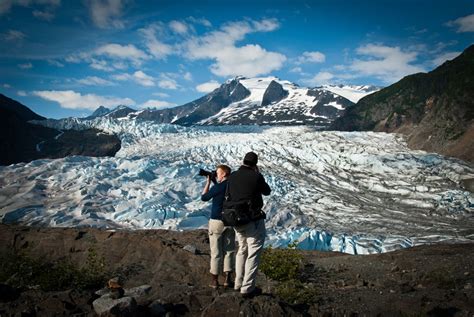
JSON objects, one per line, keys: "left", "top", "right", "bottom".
{"left": 243, "top": 151, "right": 258, "bottom": 166}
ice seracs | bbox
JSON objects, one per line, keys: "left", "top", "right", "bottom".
{"left": 0, "top": 119, "right": 473, "bottom": 255}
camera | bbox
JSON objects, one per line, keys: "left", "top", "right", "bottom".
{"left": 198, "top": 168, "right": 217, "bottom": 184}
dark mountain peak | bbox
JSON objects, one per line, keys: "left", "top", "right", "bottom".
{"left": 0, "top": 93, "right": 45, "bottom": 121}
{"left": 106, "top": 105, "right": 136, "bottom": 118}
{"left": 88, "top": 106, "right": 111, "bottom": 119}
{"left": 261, "top": 80, "right": 288, "bottom": 107}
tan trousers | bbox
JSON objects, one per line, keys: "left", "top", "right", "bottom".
{"left": 208, "top": 219, "right": 236, "bottom": 275}
{"left": 234, "top": 219, "right": 266, "bottom": 294}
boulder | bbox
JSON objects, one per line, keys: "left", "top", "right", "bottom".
{"left": 93, "top": 296, "right": 137, "bottom": 317}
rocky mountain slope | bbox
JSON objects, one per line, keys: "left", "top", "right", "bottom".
{"left": 330, "top": 44, "right": 474, "bottom": 162}
{"left": 133, "top": 77, "right": 378, "bottom": 127}
{"left": 0, "top": 94, "right": 121, "bottom": 165}
{"left": 32, "top": 78, "right": 378, "bottom": 130}
{"left": 86, "top": 105, "right": 136, "bottom": 119}
{"left": 0, "top": 225, "right": 472, "bottom": 316}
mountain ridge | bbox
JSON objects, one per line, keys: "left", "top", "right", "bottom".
{"left": 0, "top": 95, "right": 121, "bottom": 165}
{"left": 82, "top": 77, "right": 378, "bottom": 128}
{"left": 330, "top": 44, "right": 474, "bottom": 162}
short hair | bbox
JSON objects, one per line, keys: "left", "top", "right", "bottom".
{"left": 216, "top": 164, "right": 231, "bottom": 176}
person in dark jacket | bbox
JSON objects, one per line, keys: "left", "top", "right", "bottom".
{"left": 201, "top": 164, "right": 235, "bottom": 289}
{"left": 227, "top": 152, "right": 271, "bottom": 298}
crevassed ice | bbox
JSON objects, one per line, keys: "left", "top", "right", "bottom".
{"left": 0, "top": 118, "right": 473, "bottom": 254}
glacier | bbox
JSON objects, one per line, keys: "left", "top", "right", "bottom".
{"left": 1, "top": 117, "right": 473, "bottom": 254}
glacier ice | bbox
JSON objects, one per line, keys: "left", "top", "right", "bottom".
{"left": 0, "top": 118, "right": 473, "bottom": 254}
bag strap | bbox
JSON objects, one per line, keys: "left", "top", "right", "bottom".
{"left": 224, "top": 179, "right": 231, "bottom": 201}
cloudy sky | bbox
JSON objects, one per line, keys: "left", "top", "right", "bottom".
{"left": 1, "top": 0, "right": 473, "bottom": 119}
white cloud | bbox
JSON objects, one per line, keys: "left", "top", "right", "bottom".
{"left": 152, "top": 92, "right": 170, "bottom": 98}
{"left": 112, "top": 61, "right": 127, "bottom": 70}
{"left": 77, "top": 76, "right": 114, "bottom": 86}
{"left": 158, "top": 79, "right": 178, "bottom": 90}
{"left": 296, "top": 51, "right": 326, "bottom": 64}
{"left": 139, "top": 24, "right": 174, "bottom": 60}
{"left": 32, "top": 9, "right": 54, "bottom": 21}
{"left": 447, "top": 14, "right": 474, "bottom": 33}
{"left": 289, "top": 67, "right": 302, "bottom": 73}
{"left": 348, "top": 44, "right": 425, "bottom": 83}
{"left": 3, "top": 84, "right": 12, "bottom": 88}
{"left": 95, "top": 43, "right": 148, "bottom": 63}
{"left": 32, "top": 90, "right": 135, "bottom": 110}
{"left": 17, "top": 90, "right": 27, "bottom": 96}
{"left": 196, "top": 80, "right": 220, "bottom": 93}
{"left": 169, "top": 20, "right": 189, "bottom": 34}
{"left": 132, "top": 70, "right": 155, "bottom": 86}
{"left": 18, "top": 62, "right": 33, "bottom": 69}
{"left": 2, "top": 30, "right": 26, "bottom": 41}
{"left": 183, "top": 19, "right": 286, "bottom": 77}
{"left": 66, "top": 43, "right": 148, "bottom": 70}
{"left": 432, "top": 51, "right": 462, "bottom": 66}
{"left": 252, "top": 19, "right": 280, "bottom": 32}
{"left": 301, "top": 71, "right": 334, "bottom": 86}
{"left": 47, "top": 59, "right": 64, "bottom": 67}
{"left": 86, "top": 0, "right": 125, "bottom": 29}
{"left": 140, "top": 99, "right": 177, "bottom": 110}
{"left": 111, "top": 71, "right": 155, "bottom": 86}
{"left": 187, "top": 17, "right": 212, "bottom": 27}
{"left": 183, "top": 71, "right": 193, "bottom": 81}
{"left": 90, "top": 59, "right": 114, "bottom": 71}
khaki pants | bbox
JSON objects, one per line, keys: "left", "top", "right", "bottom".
{"left": 234, "top": 219, "right": 266, "bottom": 294}
{"left": 208, "top": 219, "right": 236, "bottom": 275}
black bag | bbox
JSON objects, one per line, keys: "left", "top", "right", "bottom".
{"left": 222, "top": 200, "right": 252, "bottom": 227}
{"left": 221, "top": 182, "right": 266, "bottom": 227}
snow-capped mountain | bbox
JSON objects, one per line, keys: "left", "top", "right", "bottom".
{"left": 318, "top": 84, "right": 380, "bottom": 103}
{"left": 86, "top": 105, "right": 136, "bottom": 119}
{"left": 172, "top": 77, "right": 379, "bottom": 127}
{"left": 1, "top": 119, "right": 473, "bottom": 254}
{"left": 36, "top": 77, "right": 379, "bottom": 130}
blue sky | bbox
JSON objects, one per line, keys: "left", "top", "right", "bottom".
{"left": 0, "top": 0, "right": 473, "bottom": 119}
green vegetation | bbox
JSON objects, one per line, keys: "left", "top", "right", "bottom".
{"left": 260, "top": 242, "right": 320, "bottom": 304}
{"left": 260, "top": 243, "right": 302, "bottom": 282}
{"left": 0, "top": 248, "right": 108, "bottom": 291}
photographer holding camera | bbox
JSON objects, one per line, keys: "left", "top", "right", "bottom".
{"left": 201, "top": 164, "right": 235, "bottom": 289}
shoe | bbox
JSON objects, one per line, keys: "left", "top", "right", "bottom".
{"left": 223, "top": 272, "right": 234, "bottom": 288}
{"left": 209, "top": 274, "right": 219, "bottom": 289}
{"left": 241, "top": 287, "right": 262, "bottom": 299}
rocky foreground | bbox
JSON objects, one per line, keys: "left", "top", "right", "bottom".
{"left": 0, "top": 224, "right": 473, "bottom": 316}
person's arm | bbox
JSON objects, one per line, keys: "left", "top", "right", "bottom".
{"left": 201, "top": 176, "right": 212, "bottom": 201}
{"left": 258, "top": 174, "right": 271, "bottom": 196}
{"left": 202, "top": 177, "right": 224, "bottom": 201}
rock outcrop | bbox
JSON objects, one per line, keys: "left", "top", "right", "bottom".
{"left": 0, "top": 225, "right": 473, "bottom": 316}
{"left": 0, "top": 94, "right": 121, "bottom": 165}
{"left": 261, "top": 80, "right": 289, "bottom": 107}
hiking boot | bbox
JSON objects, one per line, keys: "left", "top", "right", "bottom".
{"left": 209, "top": 274, "right": 219, "bottom": 289}
{"left": 223, "top": 272, "right": 234, "bottom": 288}
{"left": 241, "top": 287, "right": 262, "bottom": 299}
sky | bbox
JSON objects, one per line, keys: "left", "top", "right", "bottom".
{"left": 0, "top": 0, "right": 473, "bottom": 119}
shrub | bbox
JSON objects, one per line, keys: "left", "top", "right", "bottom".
{"left": 260, "top": 243, "right": 303, "bottom": 282}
